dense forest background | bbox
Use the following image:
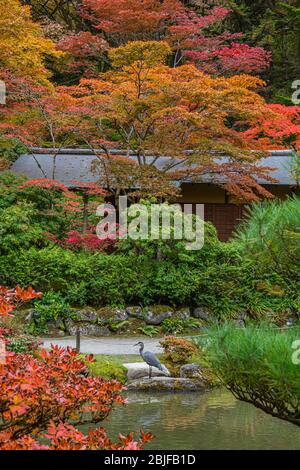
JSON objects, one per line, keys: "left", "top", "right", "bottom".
{"left": 20, "top": 0, "right": 300, "bottom": 100}
{"left": 2, "top": 0, "right": 300, "bottom": 199}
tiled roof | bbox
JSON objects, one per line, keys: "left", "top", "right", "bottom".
{"left": 10, "top": 148, "right": 298, "bottom": 186}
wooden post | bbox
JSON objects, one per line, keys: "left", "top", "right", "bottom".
{"left": 76, "top": 327, "right": 80, "bottom": 353}
{"left": 83, "top": 192, "right": 89, "bottom": 232}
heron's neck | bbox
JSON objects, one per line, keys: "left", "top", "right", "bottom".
{"left": 139, "top": 345, "right": 144, "bottom": 354}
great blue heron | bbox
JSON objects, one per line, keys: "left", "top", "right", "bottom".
{"left": 134, "top": 341, "right": 170, "bottom": 379}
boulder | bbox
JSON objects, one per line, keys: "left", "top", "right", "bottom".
{"left": 125, "top": 306, "right": 144, "bottom": 319}
{"left": 174, "top": 307, "right": 190, "bottom": 321}
{"left": 236, "top": 310, "right": 248, "bottom": 320}
{"left": 180, "top": 364, "right": 219, "bottom": 388}
{"left": 231, "top": 311, "right": 248, "bottom": 328}
{"left": 192, "top": 307, "right": 212, "bottom": 321}
{"left": 95, "top": 307, "right": 128, "bottom": 324}
{"left": 124, "top": 362, "right": 166, "bottom": 381}
{"left": 232, "top": 310, "right": 248, "bottom": 328}
{"left": 286, "top": 314, "right": 298, "bottom": 327}
{"left": 144, "top": 306, "right": 173, "bottom": 325}
{"left": 46, "top": 322, "right": 67, "bottom": 337}
{"left": 57, "top": 330, "right": 66, "bottom": 337}
{"left": 25, "top": 309, "right": 35, "bottom": 323}
{"left": 65, "top": 319, "right": 110, "bottom": 336}
{"left": 180, "top": 363, "right": 203, "bottom": 379}
{"left": 233, "top": 319, "right": 245, "bottom": 328}
{"left": 73, "top": 309, "right": 98, "bottom": 322}
{"left": 127, "top": 376, "right": 208, "bottom": 392}
{"left": 114, "top": 309, "right": 129, "bottom": 322}
{"left": 25, "top": 309, "right": 40, "bottom": 323}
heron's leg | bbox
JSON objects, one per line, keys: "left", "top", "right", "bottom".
{"left": 149, "top": 366, "right": 152, "bottom": 379}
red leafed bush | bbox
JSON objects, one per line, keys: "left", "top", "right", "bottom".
{"left": 50, "top": 224, "right": 126, "bottom": 253}
{"left": 0, "top": 346, "right": 152, "bottom": 450}
{"left": 18, "top": 178, "right": 69, "bottom": 193}
{"left": 63, "top": 228, "right": 117, "bottom": 252}
{"left": 82, "top": 0, "right": 181, "bottom": 34}
{"left": 58, "top": 32, "right": 109, "bottom": 73}
{"left": 0, "top": 286, "right": 42, "bottom": 317}
{"left": 169, "top": 7, "right": 271, "bottom": 74}
{"left": 185, "top": 43, "right": 271, "bottom": 75}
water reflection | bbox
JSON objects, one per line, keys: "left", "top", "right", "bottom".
{"left": 103, "top": 389, "right": 300, "bottom": 450}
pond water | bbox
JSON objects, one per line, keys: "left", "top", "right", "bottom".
{"left": 102, "top": 389, "right": 300, "bottom": 450}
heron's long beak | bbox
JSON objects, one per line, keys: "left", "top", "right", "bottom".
{"left": 133, "top": 343, "right": 139, "bottom": 347}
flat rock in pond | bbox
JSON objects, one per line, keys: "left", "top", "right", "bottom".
{"left": 124, "top": 362, "right": 166, "bottom": 380}
{"left": 126, "top": 376, "right": 208, "bottom": 392}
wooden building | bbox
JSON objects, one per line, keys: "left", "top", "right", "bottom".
{"left": 11, "top": 148, "right": 298, "bottom": 241}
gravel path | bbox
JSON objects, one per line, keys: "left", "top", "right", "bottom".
{"left": 41, "top": 336, "right": 163, "bottom": 355}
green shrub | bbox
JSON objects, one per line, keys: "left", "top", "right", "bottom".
{"left": 235, "top": 196, "right": 300, "bottom": 280}
{"left": 1, "top": 242, "right": 299, "bottom": 321}
{"left": 200, "top": 322, "right": 300, "bottom": 427}
{"left": 28, "top": 291, "right": 71, "bottom": 333}
{"left": 138, "top": 325, "right": 160, "bottom": 337}
{"left": 0, "top": 204, "right": 47, "bottom": 254}
{"left": 161, "top": 317, "right": 185, "bottom": 334}
{"left": 0, "top": 172, "right": 75, "bottom": 241}
{"left": 117, "top": 200, "right": 220, "bottom": 262}
{"left": 6, "top": 335, "right": 41, "bottom": 354}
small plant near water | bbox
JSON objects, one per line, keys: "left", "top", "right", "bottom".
{"left": 159, "top": 336, "right": 198, "bottom": 376}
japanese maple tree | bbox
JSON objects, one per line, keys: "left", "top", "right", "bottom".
{"left": 168, "top": 6, "right": 271, "bottom": 74}
{"left": 61, "top": 41, "right": 276, "bottom": 201}
{"left": 242, "top": 104, "right": 300, "bottom": 150}
{"left": 0, "top": 0, "right": 62, "bottom": 83}
{"left": 0, "top": 76, "right": 79, "bottom": 155}
{"left": 57, "top": 31, "right": 109, "bottom": 77}
{"left": 77, "top": 0, "right": 271, "bottom": 77}
{"left": 81, "top": 0, "right": 182, "bottom": 41}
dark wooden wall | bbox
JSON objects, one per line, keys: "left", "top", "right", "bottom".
{"left": 204, "top": 204, "right": 245, "bottom": 241}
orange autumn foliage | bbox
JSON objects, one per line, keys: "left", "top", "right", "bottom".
{"left": 0, "top": 286, "right": 42, "bottom": 317}
{"left": 82, "top": 0, "right": 182, "bottom": 35}
{"left": 0, "top": 346, "right": 152, "bottom": 450}
{"left": 60, "top": 42, "right": 276, "bottom": 201}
